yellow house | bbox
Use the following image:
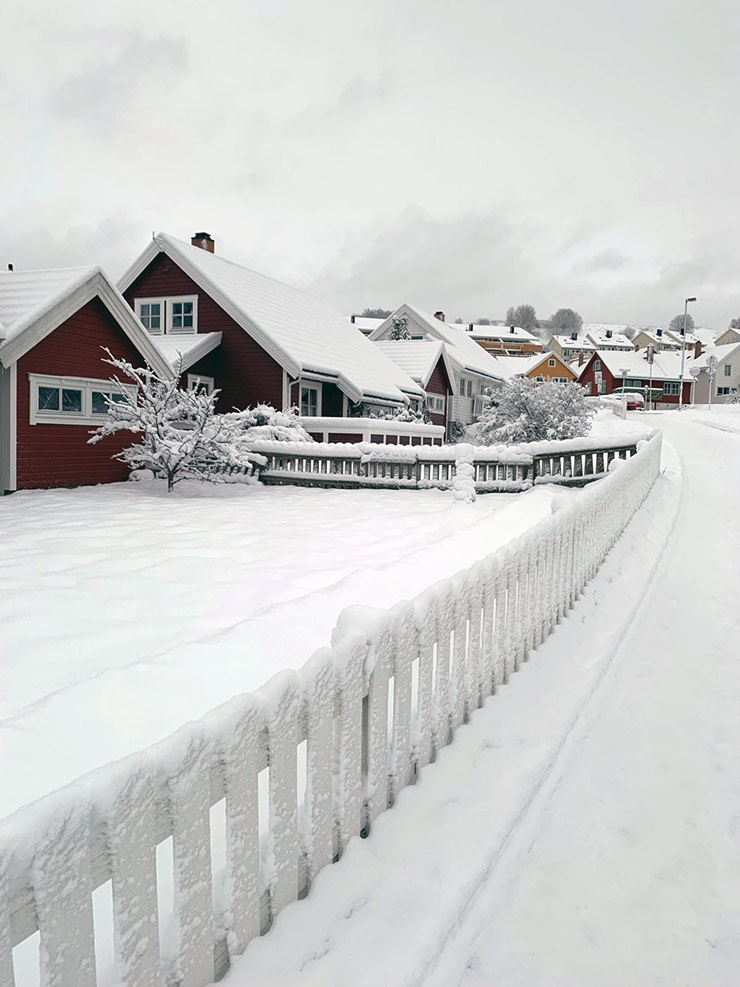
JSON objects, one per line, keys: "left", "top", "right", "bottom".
{"left": 491, "top": 351, "right": 577, "bottom": 384}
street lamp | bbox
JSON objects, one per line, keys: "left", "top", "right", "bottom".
{"left": 678, "top": 296, "right": 697, "bottom": 411}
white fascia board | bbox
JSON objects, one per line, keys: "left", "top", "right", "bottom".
{"left": 116, "top": 239, "right": 162, "bottom": 294}
{"left": 95, "top": 275, "right": 175, "bottom": 378}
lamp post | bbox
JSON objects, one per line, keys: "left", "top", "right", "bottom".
{"left": 707, "top": 354, "right": 717, "bottom": 413}
{"left": 678, "top": 296, "right": 697, "bottom": 410}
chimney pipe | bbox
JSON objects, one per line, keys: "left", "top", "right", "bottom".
{"left": 510, "top": 325, "right": 515, "bottom": 334}
{"left": 191, "top": 232, "right": 215, "bottom": 253}
{"left": 434, "top": 311, "right": 445, "bottom": 322}
{"left": 7, "top": 263, "right": 13, "bottom": 272}
{"left": 694, "top": 340, "right": 702, "bottom": 359}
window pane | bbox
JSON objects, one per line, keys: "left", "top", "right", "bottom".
{"left": 141, "top": 304, "right": 150, "bottom": 317}
{"left": 183, "top": 314, "right": 193, "bottom": 327}
{"left": 38, "top": 386, "right": 59, "bottom": 411}
{"left": 92, "top": 391, "right": 109, "bottom": 414}
{"left": 172, "top": 314, "right": 182, "bottom": 328}
{"left": 110, "top": 392, "right": 126, "bottom": 404}
{"left": 182, "top": 302, "right": 193, "bottom": 315}
{"left": 62, "top": 389, "right": 82, "bottom": 412}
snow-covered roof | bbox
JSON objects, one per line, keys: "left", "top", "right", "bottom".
{"left": 491, "top": 352, "right": 574, "bottom": 380}
{"left": 152, "top": 332, "right": 223, "bottom": 373}
{"left": 119, "top": 234, "right": 424, "bottom": 406}
{"left": 0, "top": 265, "right": 172, "bottom": 376}
{"left": 632, "top": 329, "right": 680, "bottom": 348}
{"left": 664, "top": 328, "right": 701, "bottom": 347}
{"left": 373, "top": 339, "right": 457, "bottom": 393}
{"left": 688, "top": 341, "right": 740, "bottom": 370}
{"left": 350, "top": 316, "right": 386, "bottom": 335}
{"left": 550, "top": 334, "right": 597, "bottom": 351}
{"left": 594, "top": 348, "right": 685, "bottom": 381}
{"left": 463, "top": 323, "right": 539, "bottom": 342}
{"left": 584, "top": 327, "right": 634, "bottom": 349}
{"left": 370, "top": 305, "right": 504, "bottom": 382}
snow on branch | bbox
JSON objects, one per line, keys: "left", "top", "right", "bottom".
{"left": 470, "top": 377, "right": 595, "bottom": 445}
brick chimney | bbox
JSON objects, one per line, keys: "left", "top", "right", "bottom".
{"left": 191, "top": 232, "right": 215, "bottom": 253}
{"left": 694, "top": 340, "right": 702, "bottom": 358}
{"left": 434, "top": 311, "right": 445, "bottom": 322}
{"left": 578, "top": 352, "right": 585, "bottom": 366}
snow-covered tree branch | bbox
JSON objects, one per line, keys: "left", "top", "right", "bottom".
{"left": 470, "top": 377, "right": 594, "bottom": 444}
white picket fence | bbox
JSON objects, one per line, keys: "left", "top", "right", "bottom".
{"left": 1, "top": 432, "right": 663, "bottom": 987}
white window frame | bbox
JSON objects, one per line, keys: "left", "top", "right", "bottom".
{"left": 167, "top": 295, "right": 198, "bottom": 335}
{"left": 724, "top": 364, "right": 732, "bottom": 376}
{"left": 187, "top": 373, "right": 215, "bottom": 395}
{"left": 134, "top": 295, "right": 198, "bottom": 336}
{"left": 548, "top": 358, "right": 556, "bottom": 367}
{"left": 663, "top": 380, "right": 681, "bottom": 396}
{"left": 134, "top": 297, "right": 166, "bottom": 335}
{"left": 29, "top": 374, "right": 136, "bottom": 426}
{"left": 300, "top": 383, "right": 322, "bottom": 417}
{"left": 426, "top": 394, "right": 445, "bottom": 412}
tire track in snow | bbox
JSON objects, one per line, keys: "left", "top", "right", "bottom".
{"left": 416, "top": 441, "right": 685, "bottom": 987}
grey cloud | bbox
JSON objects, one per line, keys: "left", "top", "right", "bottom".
{"left": 584, "top": 249, "right": 629, "bottom": 273}
{"left": 51, "top": 35, "right": 187, "bottom": 134}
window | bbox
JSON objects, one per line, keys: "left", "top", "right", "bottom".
{"left": 594, "top": 359, "right": 601, "bottom": 372}
{"left": 300, "top": 385, "right": 320, "bottom": 417}
{"left": 187, "top": 374, "right": 215, "bottom": 395}
{"left": 724, "top": 364, "right": 732, "bottom": 376}
{"left": 459, "top": 376, "right": 466, "bottom": 395}
{"left": 663, "top": 381, "right": 681, "bottom": 395}
{"left": 29, "top": 375, "right": 135, "bottom": 425}
{"left": 426, "top": 395, "right": 445, "bottom": 412}
{"left": 598, "top": 379, "right": 606, "bottom": 394}
{"left": 134, "top": 296, "right": 198, "bottom": 336}
{"left": 467, "top": 380, "right": 473, "bottom": 397}
{"left": 717, "top": 387, "right": 729, "bottom": 395}
{"left": 625, "top": 378, "right": 642, "bottom": 389}
{"left": 548, "top": 358, "right": 556, "bottom": 367}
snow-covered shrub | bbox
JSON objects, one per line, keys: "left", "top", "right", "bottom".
{"left": 726, "top": 390, "right": 740, "bottom": 404}
{"left": 471, "top": 377, "right": 595, "bottom": 445}
{"left": 88, "top": 352, "right": 260, "bottom": 491}
{"left": 389, "top": 314, "right": 411, "bottom": 340}
{"left": 223, "top": 404, "right": 314, "bottom": 442}
{"left": 452, "top": 444, "right": 476, "bottom": 503}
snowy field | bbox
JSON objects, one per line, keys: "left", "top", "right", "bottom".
{"left": 1, "top": 480, "right": 563, "bottom": 819}
{"left": 221, "top": 414, "right": 740, "bottom": 987}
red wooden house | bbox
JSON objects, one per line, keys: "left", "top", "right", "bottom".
{"left": 577, "top": 349, "right": 691, "bottom": 405}
{"left": 118, "top": 233, "right": 425, "bottom": 419}
{"left": 0, "top": 266, "right": 172, "bottom": 492}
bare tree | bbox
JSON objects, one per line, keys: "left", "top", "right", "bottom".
{"left": 505, "top": 304, "right": 538, "bottom": 330}
{"left": 669, "top": 312, "right": 695, "bottom": 334}
{"left": 358, "top": 307, "right": 392, "bottom": 319}
{"left": 550, "top": 308, "right": 583, "bottom": 333}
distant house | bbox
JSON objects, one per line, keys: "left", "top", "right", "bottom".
{"left": 712, "top": 326, "right": 740, "bottom": 347}
{"left": 374, "top": 340, "right": 457, "bottom": 429}
{"left": 119, "top": 233, "right": 426, "bottom": 421}
{"left": 664, "top": 327, "right": 704, "bottom": 352}
{"left": 0, "top": 266, "right": 172, "bottom": 492}
{"left": 578, "top": 349, "right": 691, "bottom": 405}
{"left": 461, "top": 323, "right": 542, "bottom": 356}
{"left": 350, "top": 316, "right": 386, "bottom": 336}
{"left": 689, "top": 342, "right": 740, "bottom": 403}
{"left": 547, "top": 333, "right": 596, "bottom": 363}
{"left": 492, "top": 351, "right": 577, "bottom": 384}
{"left": 583, "top": 326, "right": 635, "bottom": 351}
{"left": 631, "top": 328, "right": 680, "bottom": 352}
{"left": 369, "top": 305, "right": 504, "bottom": 427}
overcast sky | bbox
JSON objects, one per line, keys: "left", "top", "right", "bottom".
{"left": 1, "top": 0, "right": 738, "bottom": 327}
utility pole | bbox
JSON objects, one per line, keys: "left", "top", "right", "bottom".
{"left": 678, "top": 296, "right": 697, "bottom": 410}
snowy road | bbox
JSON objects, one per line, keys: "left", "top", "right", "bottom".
{"left": 226, "top": 415, "right": 740, "bottom": 987}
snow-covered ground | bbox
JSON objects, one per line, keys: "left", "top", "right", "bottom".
{"left": 678, "top": 403, "right": 740, "bottom": 434}
{"left": 1, "top": 481, "right": 560, "bottom": 820}
{"left": 221, "top": 413, "right": 740, "bottom": 987}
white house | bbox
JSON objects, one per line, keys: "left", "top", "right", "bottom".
{"left": 369, "top": 305, "right": 505, "bottom": 427}
{"left": 688, "top": 342, "right": 740, "bottom": 403}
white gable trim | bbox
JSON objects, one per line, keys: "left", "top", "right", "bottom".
{"left": 0, "top": 363, "right": 17, "bottom": 492}
{"left": 0, "top": 271, "right": 172, "bottom": 378}
{"left": 119, "top": 237, "right": 303, "bottom": 380}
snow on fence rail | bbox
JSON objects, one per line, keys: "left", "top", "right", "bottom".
{"left": 1, "top": 432, "right": 663, "bottom": 987}
{"left": 250, "top": 434, "right": 648, "bottom": 492}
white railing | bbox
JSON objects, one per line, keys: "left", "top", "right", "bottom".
{"left": 250, "top": 435, "right": 647, "bottom": 492}
{"left": 1, "top": 432, "right": 663, "bottom": 987}
{"left": 296, "top": 416, "right": 444, "bottom": 445}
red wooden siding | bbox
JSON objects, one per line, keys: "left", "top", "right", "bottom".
{"left": 16, "top": 298, "right": 144, "bottom": 489}
{"left": 124, "top": 252, "right": 284, "bottom": 411}
{"left": 426, "top": 357, "right": 452, "bottom": 427}
{"left": 579, "top": 354, "right": 690, "bottom": 405}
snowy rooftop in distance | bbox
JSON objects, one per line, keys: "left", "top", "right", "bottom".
{"left": 584, "top": 326, "right": 634, "bottom": 349}
{"left": 0, "top": 266, "right": 99, "bottom": 345}
{"left": 490, "top": 353, "right": 552, "bottom": 380}
{"left": 551, "top": 334, "right": 597, "bottom": 351}
{"left": 350, "top": 316, "right": 386, "bottom": 335}
{"left": 463, "top": 323, "right": 539, "bottom": 342}
{"left": 689, "top": 340, "right": 740, "bottom": 369}
{"left": 1, "top": 480, "right": 564, "bottom": 818}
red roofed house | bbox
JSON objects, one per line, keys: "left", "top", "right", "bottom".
{"left": 577, "top": 348, "right": 691, "bottom": 404}
{"left": 0, "top": 266, "right": 172, "bottom": 492}
{"left": 373, "top": 339, "right": 457, "bottom": 431}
